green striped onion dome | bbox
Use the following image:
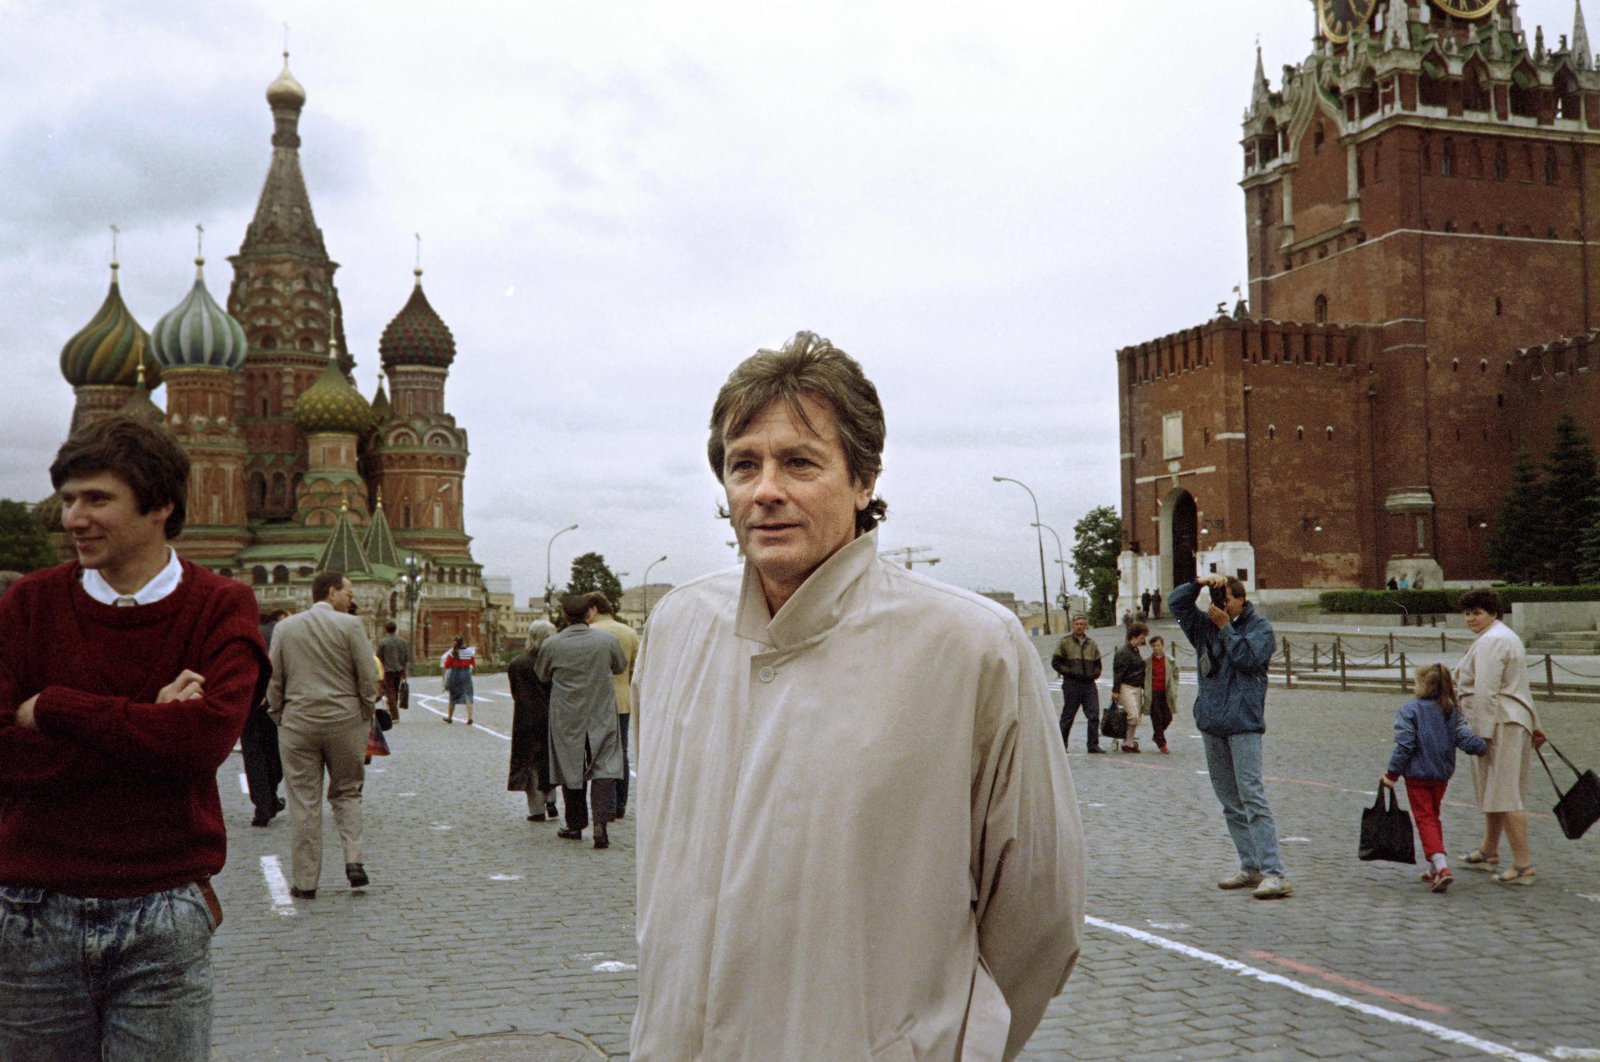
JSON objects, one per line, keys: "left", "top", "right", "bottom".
{"left": 60, "top": 266, "right": 160, "bottom": 388}
{"left": 150, "top": 259, "right": 248, "bottom": 371}
{"left": 294, "top": 351, "right": 373, "bottom": 434}
{"left": 379, "top": 269, "right": 456, "bottom": 371}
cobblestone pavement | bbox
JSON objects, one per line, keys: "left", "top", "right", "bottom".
{"left": 210, "top": 674, "right": 1600, "bottom": 1060}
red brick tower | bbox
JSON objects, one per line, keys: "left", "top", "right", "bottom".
{"left": 1118, "top": 0, "right": 1600, "bottom": 604}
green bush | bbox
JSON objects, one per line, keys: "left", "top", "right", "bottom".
{"left": 1319, "top": 585, "right": 1600, "bottom": 613}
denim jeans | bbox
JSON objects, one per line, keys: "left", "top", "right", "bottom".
{"left": 1202, "top": 732, "right": 1285, "bottom": 877}
{"left": 0, "top": 881, "right": 216, "bottom": 1060}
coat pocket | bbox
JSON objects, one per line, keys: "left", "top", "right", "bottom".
{"left": 870, "top": 1035, "right": 916, "bottom": 1062}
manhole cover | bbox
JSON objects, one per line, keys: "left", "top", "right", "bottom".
{"left": 401, "top": 1031, "right": 604, "bottom": 1061}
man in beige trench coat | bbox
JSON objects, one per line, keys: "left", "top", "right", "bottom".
{"left": 631, "top": 332, "right": 1084, "bottom": 1062}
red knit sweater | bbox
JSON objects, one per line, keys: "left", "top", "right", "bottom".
{"left": 0, "top": 560, "right": 268, "bottom": 897}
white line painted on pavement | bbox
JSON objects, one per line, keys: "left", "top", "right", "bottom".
{"left": 259, "top": 855, "right": 296, "bottom": 916}
{"left": 238, "top": 772, "right": 248, "bottom": 795}
{"left": 1550, "top": 1049, "right": 1600, "bottom": 1059}
{"left": 1086, "top": 915, "right": 1551, "bottom": 1061}
{"left": 594, "top": 961, "right": 636, "bottom": 972}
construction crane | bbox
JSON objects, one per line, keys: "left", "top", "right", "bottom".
{"left": 880, "top": 546, "right": 940, "bottom": 570}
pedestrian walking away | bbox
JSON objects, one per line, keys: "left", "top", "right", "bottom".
{"left": 508, "top": 620, "right": 560, "bottom": 822}
{"left": 1052, "top": 614, "right": 1105, "bottom": 754}
{"left": 0, "top": 416, "right": 269, "bottom": 1059}
{"left": 536, "top": 596, "right": 627, "bottom": 849}
{"left": 376, "top": 620, "right": 411, "bottom": 725}
{"left": 585, "top": 591, "right": 638, "bottom": 819}
{"left": 1380, "top": 664, "right": 1489, "bottom": 893}
{"left": 267, "top": 570, "right": 380, "bottom": 899}
{"left": 243, "top": 608, "right": 289, "bottom": 825}
{"left": 442, "top": 636, "right": 476, "bottom": 725}
{"left": 1170, "top": 573, "right": 1292, "bottom": 900}
{"left": 632, "top": 331, "right": 1083, "bottom": 1061}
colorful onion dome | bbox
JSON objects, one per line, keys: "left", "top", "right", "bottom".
{"left": 379, "top": 269, "right": 456, "bottom": 371}
{"left": 266, "top": 52, "right": 306, "bottom": 109}
{"left": 294, "top": 342, "right": 373, "bottom": 434}
{"left": 150, "top": 258, "right": 249, "bottom": 371}
{"left": 60, "top": 262, "right": 159, "bottom": 388}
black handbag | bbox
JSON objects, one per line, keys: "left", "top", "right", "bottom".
{"left": 1359, "top": 786, "right": 1416, "bottom": 863}
{"left": 1101, "top": 703, "right": 1128, "bottom": 740}
{"left": 375, "top": 708, "right": 394, "bottom": 732}
{"left": 1536, "top": 739, "right": 1600, "bottom": 840}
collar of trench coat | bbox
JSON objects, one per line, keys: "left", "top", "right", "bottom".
{"left": 734, "top": 528, "right": 880, "bottom": 650}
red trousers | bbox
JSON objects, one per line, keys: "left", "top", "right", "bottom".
{"left": 1403, "top": 777, "right": 1449, "bottom": 859}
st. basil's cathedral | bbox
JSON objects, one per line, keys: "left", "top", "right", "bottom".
{"left": 51, "top": 55, "right": 483, "bottom": 653}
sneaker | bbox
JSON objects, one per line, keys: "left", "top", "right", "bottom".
{"left": 1430, "top": 867, "right": 1453, "bottom": 893}
{"left": 1253, "top": 875, "right": 1293, "bottom": 900}
{"left": 1218, "top": 870, "right": 1264, "bottom": 890}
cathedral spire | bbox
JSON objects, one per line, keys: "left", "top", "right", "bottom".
{"left": 1575, "top": 0, "right": 1593, "bottom": 70}
{"left": 239, "top": 50, "right": 327, "bottom": 259}
{"left": 1250, "top": 40, "right": 1271, "bottom": 113}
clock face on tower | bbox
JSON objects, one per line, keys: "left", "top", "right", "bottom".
{"left": 1317, "top": 0, "right": 1379, "bottom": 44}
{"left": 1432, "top": 0, "right": 1500, "bottom": 17}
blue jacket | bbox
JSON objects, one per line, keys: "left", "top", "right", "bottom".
{"left": 1386, "top": 698, "right": 1487, "bottom": 781}
{"left": 1168, "top": 582, "right": 1277, "bottom": 737}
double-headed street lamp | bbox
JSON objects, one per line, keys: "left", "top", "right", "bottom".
{"left": 544, "top": 523, "right": 579, "bottom": 619}
{"left": 1033, "top": 521, "right": 1071, "bottom": 624}
{"left": 642, "top": 554, "right": 668, "bottom": 623}
{"left": 402, "top": 553, "right": 424, "bottom": 661}
{"left": 993, "top": 475, "right": 1053, "bottom": 635}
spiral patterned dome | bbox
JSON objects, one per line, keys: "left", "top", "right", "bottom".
{"left": 266, "top": 53, "right": 305, "bottom": 109}
{"left": 294, "top": 348, "right": 373, "bottom": 434}
{"left": 379, "top": 270, "right": 456, "bottom": 371}
{"left": 150, "top": 259, "right": 249, "bottom": 371}
{"left": 60, "top": 265, "right": 160, "bottom": 388}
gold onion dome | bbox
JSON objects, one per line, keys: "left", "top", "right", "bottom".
{"left": 379, "top": 269, "right": 456, "bottom": 372}
{"left": 150, "top": 258, "right": 249, "bottom": 371}
{"left": 294, "top": 344, "right": 373, "bottom": 434}
{"left": 266, "top": 52, "right": 306, "bottom": 109}
{"left": 60, "top": 262, "right": 160, "bottom": 388}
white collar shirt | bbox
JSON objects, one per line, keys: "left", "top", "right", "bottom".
{"left": 80, "top": 547, "right": 183, "bottom": 607}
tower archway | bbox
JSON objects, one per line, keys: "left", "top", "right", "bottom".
{"left": 1159, "top": 488, "right": 1199, "bottom": 594}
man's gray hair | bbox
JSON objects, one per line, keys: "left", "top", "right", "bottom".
{"left": 707, "top": 330, "right": 887, "bottom": 534}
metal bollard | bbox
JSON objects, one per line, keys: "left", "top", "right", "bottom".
{"left": 1339, "top": 645, "right": 1348, "bottom": 690}
{"left": 1399, "top": 651, "right": 1408, "bottom": 690}
{"left": 1284, "top": 641, "right": 1294, "bottom": 688}
{"left": 1546, "top": 654, "right": 1555, "bottom": 697}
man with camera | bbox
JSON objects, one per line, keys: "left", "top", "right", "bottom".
{"left": 1170, "top": 573, "right": 1291, "bottom": 899}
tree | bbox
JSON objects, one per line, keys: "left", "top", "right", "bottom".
{"left": 564, "top": 551, "right": 625, "bottom": 613}
{"left": 1541, "top": 413, "right": 1600, "bottom": 584}
{"left": 0, "top": 499, "right": 59, "bottom": 573}
{"left": 1486, "top": 449, "right": 1547, "bottom": 585}
{"left": 1577, "top": 484, "right": 1600, "bottom": 584}
{"left": 1071, "top": 505, "right": 1122, "bottom": 627}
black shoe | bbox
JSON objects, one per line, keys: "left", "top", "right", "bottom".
{"left": 289, "top": 886, "right": 316, "bottom": 900}
{"left": 545, "top": 801, "right": 559, "bottom": 819}
{"left": 251, "top": 812, "right": 273, "bottom": 827}
{"left": 527, "top": 813, "right": 547, "bottom": 822}
{"left": 613, "top": 806, "right": 626, "bottom": 819}
{"left": 1087, "top": 747, "right": 1107, "bottom": 754}
{"left": 557, "top": 828, "right": 583, "bottom": 840}
{"left": 274, "top": 797, "right": 286, "bottom": 813}
{"left": 594, "top": 826, "right": 609, "bottom": 850}
{"left": 345, "top": 863, "right": 369, "bottom": 889}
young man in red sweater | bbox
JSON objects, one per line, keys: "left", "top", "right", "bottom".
{"left": 0, "top": 416, "right": 268, "bottom": 1060}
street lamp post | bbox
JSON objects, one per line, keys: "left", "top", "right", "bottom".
{"left": 402, "top": 553, "right": 423, "bottom": 663}
{"left": 993, "top": 475, "right": 1053, "bottom": 635}
{"left": 544, "top": 523, "right": 579, "bottom": 620}
{"left": 642, "top": 554, "right": 668, "bottom": 624}
{"left": 1033, "top": 521, "right": 1070, "bottom": 626}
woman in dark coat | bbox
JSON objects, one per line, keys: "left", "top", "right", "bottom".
{"left": 507, "top": 621, "right": 559, "bottom": 821}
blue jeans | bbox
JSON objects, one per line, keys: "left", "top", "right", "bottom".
{"left": 1202, "top": 732, "right": 1285, "bottom": 877}
{"left": 1060, "top": 679, "right": 1102, "bottom": 751}
{"left": 0, "top": 882, "right": 216, "bottom": 1060}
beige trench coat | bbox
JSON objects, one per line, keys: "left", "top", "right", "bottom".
{"left": 632, "top": 532, "right": 1084, "bottom": 1062}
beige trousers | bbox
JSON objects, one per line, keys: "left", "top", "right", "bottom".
{"left": 279, "top": 717, "right": 368, "bottom": 890}
{"left": 1117, "top": 687, "right": 1145, "bottom": 747}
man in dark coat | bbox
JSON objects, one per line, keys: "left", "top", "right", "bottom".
{"left": 243, "top": 608, "right": 287, "bottom": 826}
{"left": 507, "top": 621, "right": 558, "bottom": 821}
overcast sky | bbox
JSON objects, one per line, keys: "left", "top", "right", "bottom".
{"left": 2, "top": 0, "right": 1582, "bottom": 604}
